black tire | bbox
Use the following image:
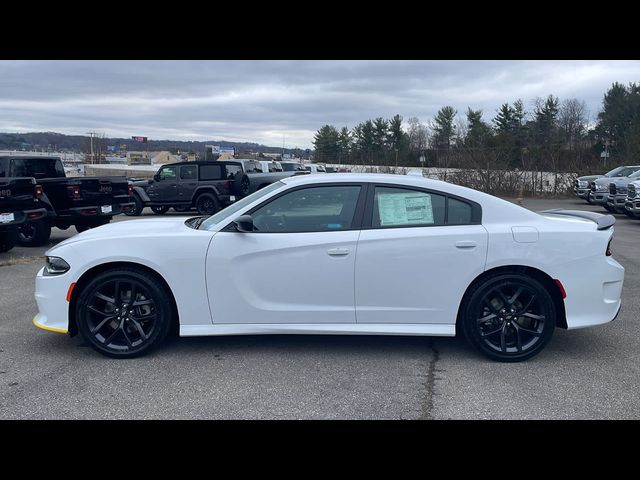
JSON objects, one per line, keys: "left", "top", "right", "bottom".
{"left": 151, "top": 206, "right": 169, "bottom": 215}
{"left": 624, "top": 209, "right": 634, "bottom": 217}
{"left": 195, "top": 193, "right": 220, "bottom": 215}
{"left": 586, "top": 196, "right": 594, "bottom": 204}
{"left": 234, "top": 173, "right": 251, "bottom": 196}
{"left": 75, "top": 218, "right": 109, "bottom": 234}
{"left": 460, "top": 273, "right": 556, "bottom": 362}
{"left": 124, "top": 195, "right": 144, "bottom": 216}
{"left": 76, "top": 267, "right": 174, "bottom": 358}
{"left": 603, "top": 204, "right": 613, "bottom": 212}
{"left": 16, "top": 220, "right": 51, "bottom": 247}
{"left": 0, "top": 229, "right": 18, "bottom": 253}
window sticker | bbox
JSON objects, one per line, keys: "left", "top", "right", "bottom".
{"left": 378, "top": 192, "right": 433, "bottom": 226}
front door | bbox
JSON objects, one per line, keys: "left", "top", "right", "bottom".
{"left": 147, "top": 165, "right": 179, "bottom": 203}
{"left": 205, "top": 184, "right": 365, "bottom": 324}
{"left": 355, "top": 185, "right": 488, "bottom": 325}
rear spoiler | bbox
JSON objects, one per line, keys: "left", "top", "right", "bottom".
{"left": 539, "top": 209, "right": 616, "bottom": 230}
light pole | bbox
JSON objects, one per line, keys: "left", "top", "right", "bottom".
{"left": 86, "top": 132, "right": 96, "bottom": 164}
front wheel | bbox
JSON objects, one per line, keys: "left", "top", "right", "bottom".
{"left": 17, "top": 220, "right": 51, "bottom": 247}
{"left": 124, "top": 195, "right": 144, "bottom": 216}
{"left": 76, "top": 268, "right": 174, "bottom": 358}
{"left": 460, "top": 273, "right": 556, "bottom": 362}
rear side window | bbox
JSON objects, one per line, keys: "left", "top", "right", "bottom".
{"left": 373, "top": 187, "right": 445, "bottom": 227}
{"left": 180, "top": 165, "right": 198, "bottom": 180}
{"left": 225, "top": 165, "right": 242, "bottom": 179}
{"left": 200, "top": 165, "right": 222, "bottom": 180}
{"left": 447, "top": 197, "right": 473, "bottom": 225}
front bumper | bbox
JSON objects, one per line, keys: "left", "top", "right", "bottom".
{"left": 625, "top": 198, "right": 640, "bottom": 214}
{"left": 33, "top": 266, "right": 71, "bottom": 334}
{"left": 606, "top": 194, "right": 628, "bottom": 211}
{"left": 589, "top": 191, "right": 609, "bottom": 205}
{"left": 574, "top": 188, "right": 590, "bottom": 198}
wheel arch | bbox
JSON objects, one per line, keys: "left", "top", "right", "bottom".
{"left": 67, "top": 261, "right": 180, "bottom": 337}
{"left": 192, "top": 186, "right": 220, "bottom": 205}
{"left": 456, "top": 265, "right": 568, "bottom": 331}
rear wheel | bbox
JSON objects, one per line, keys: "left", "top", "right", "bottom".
{"left": 460, "top": 273, "right": 556, "bottom": 362}
{"left": 124, "top": 195, "right": 144, "bottom": 216}
{"left": 195, "top": 193, "right": 220, "bottom": 215}
{"left": 151, "top": 206, "right": 169, "bottom": 215}
{"left": 17, "top": 220, "right": 51, "bottom": 247}
{"left": 0, "top": 229, "right": 18, "bottom": 252}
{"left": 76, "top": 268, "right": 174, "bottom": 358}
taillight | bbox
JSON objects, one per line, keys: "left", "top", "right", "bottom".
{"left": 128, "top": 184, "right": 133, "bottom": 196}
{"left": 34, "top": 184, "right": 43, "bottom": 200}
{"left": 606, "top": 239, "right": 612, "bottom": 256}
{"left": 67, "top": 185, "right": 81, "bottom": 200}
{"left": 224, "top": 180, "right": 232, "bottom": 190}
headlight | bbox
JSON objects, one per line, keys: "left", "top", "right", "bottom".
{"left": 44, "top": 256, "right": 70, "bottom": 276}
{"left": 597, "top": 184, "right": 608, "bottom": 192}
{"left": 579, "top": 180, "right": 588, "bottom": 188}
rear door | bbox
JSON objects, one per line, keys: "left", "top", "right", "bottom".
{"left": 355, "top": 184, "right": 488, "bottom": 325}
{"left": 178, "top": 164, "right": 199, "bottom": 201}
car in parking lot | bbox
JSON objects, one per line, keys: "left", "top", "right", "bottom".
{"left": 575, "top": 165, "right": 640, "bottom": 203}
{"left": 33, "top": 173, "right": 624, "bottom": 362}
{"left": 0, "top": 177, "right": 47, "bottom": 252}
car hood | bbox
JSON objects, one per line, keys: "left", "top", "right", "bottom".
{"left": 51, "top": 217, "right": 195, "bottom": 249}
{"left": 577, "top": 174, "right": 604, "bottom": 182}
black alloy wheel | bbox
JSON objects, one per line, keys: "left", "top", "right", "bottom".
{"left": 76, "top": 268, "right": 173, "bottom": 358}
{"left": 195, "top": 193, "right": 220, "bottom": 215}
{"left": 461, "top": 274, "right": 555, "bottom": 362}
{"left": 124, "top": 195, "right": 144, "bottom": 216}
{"left": 151, "top": 206, "right": 170, "bottom": 215}
{"left": 16, "top": 220, "right": 52, "bottom": 247}
{"left": 240, "top": 176, "right": 250, "bottom": 195}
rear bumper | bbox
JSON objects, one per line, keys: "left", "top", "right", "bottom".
{"left": 56, "top": 202, "right": 135, "bottom": 218}
{"left": 561, "top": 255, "right": 624, "bottom": 330}
{"left": 0, "top": 208, "right": 47, "bottom": 230}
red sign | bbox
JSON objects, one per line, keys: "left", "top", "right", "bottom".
{"left": 132, "top": 136, "right": 148, "bottom": 143}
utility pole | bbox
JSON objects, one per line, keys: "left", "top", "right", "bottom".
{"left": 86, "top": 132, "right": 97, "bottom": 164}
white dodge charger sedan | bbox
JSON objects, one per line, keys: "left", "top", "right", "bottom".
{"left": 33, "top": 173, "right": 624, "bottom": 361}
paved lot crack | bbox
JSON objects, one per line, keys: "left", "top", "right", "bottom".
{"left": 420, "top": 339, "right": 440, "bottom": 420}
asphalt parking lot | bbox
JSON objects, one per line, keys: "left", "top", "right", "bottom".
{"left": 1, "top": 199, "right": 639, "bottom": 419}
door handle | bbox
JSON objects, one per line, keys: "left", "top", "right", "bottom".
{"left": 455, "top": 240, "right": 477, "bottom": 249}
{"left": 327, "top": 247, "right": 350, "bottom": 256}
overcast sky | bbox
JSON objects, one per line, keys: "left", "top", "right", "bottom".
{"left": 1, "top": 60, "right": 639, "bottom": 149}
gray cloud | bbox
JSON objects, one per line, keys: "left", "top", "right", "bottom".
{"left": 1, "top": 60, "right": 639, "bottom": 149}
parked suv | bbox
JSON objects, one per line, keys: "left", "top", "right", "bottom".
{"left": 577, "top": 165, "right": 640, "bottom": 203}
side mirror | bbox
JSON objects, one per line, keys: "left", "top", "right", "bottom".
{"left": 234, "top": 214, "right": 254, "bottom": 232}
{"left": 153, "top": 174, "right": 160, "bottom": 182}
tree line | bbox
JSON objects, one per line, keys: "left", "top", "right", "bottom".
{"left": 312, "top": 82, "right": 640, "bottom": 194}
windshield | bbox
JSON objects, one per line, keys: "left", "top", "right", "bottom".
{"left": 606, "top": 166, "right": 639, "bottom": 177}
{"left": 200, "top": 181, "right": 285, "bottom": 231}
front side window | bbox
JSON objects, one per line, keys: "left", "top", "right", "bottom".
{"left": 250, "top": 185, "right": 361, "bottom": 233}
{"left": 373, "top": 187, "right": 445, "bottom": 227}
{"left": 158, "top": 166, "right": 177, "bottom": 181}
{"left": 180, "top": 165, "right": 198, "bottom": 180}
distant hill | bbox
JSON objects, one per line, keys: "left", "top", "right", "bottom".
{"left": 0, "top": 131, "right": 310, "bottom": 158}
